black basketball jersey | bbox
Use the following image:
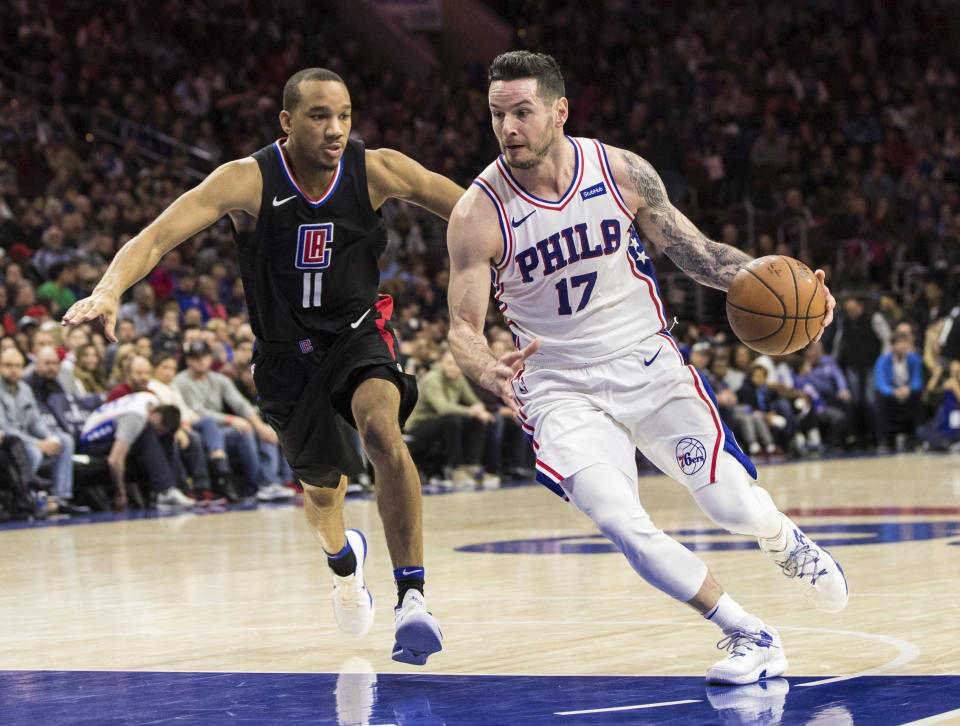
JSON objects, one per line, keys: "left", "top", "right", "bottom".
{"left": 234, "top": 137, "right": 385, "bottom": 341}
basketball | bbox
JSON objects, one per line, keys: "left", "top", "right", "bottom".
{"left": 725, "top": 255, "right": 826, "bottom": 355}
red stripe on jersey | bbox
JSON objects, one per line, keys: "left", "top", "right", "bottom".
{"left": 688, "top": 367, "right": 722, "bottom": 483}
{"left": 374, "top": 294, "right": 396, "bottom": 359}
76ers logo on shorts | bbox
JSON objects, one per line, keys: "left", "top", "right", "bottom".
{"left": 295, "top": 223, "right": 334, "bottom": 269}
{"left": 676, "top": 437, "right": 706, "bottom": 475}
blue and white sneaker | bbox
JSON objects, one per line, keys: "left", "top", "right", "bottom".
{"left": 332, "top": 530, "right": 375, "bottom": 637}
{"left": 706, "top": 625, "right": 788, "bottom": 685}
{"left": 760, "top": 515, "right": 849, "bottom": 613}
{"left": 392, "top": 589, "right": 443, "bottom": 665}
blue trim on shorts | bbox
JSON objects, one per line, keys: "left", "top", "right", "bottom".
{"left": 693, "top": 370, "right": 758, "bottom": 480}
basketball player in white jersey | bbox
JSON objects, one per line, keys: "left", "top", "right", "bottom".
{"left": 447, "top": 51, "right": 848, "bottom": 685}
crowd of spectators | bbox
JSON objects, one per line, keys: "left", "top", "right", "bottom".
{"left": 4, "top": 0, "right": 960, "bottom": 515}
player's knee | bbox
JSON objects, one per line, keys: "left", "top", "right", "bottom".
{"left": 694, "top": 454, "right": 779, "bottom": 536}
{"left": 357, "top": 413, "right": 402, "bottom": 463}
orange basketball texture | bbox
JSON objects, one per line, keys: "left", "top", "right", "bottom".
{"left": 725, "top": 255, "right": 826, "bottom": 355}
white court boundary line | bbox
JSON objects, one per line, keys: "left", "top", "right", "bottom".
{"left": 776, "top": 625, "right": 921, "bottom": 687}
{"left": 556, "top": 699, "right": 701, "bottom": 716}
{"left": 901, "top": 707, "right": 960, "bottom": 725}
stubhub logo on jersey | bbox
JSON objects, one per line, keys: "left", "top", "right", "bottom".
{"left": 514, "top": 218, "right": 624, "bottom": 283}
{"left": 295, "top": 222, "right": 334, "bottom": 269}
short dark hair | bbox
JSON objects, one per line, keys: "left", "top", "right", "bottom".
{"left": 154, "top": 404, "right": 181, "bottom": 433}
{"left": 488, "top": 51, "right": 565, "bottom": 100}
{"left": 283, "top": 68, "right": 345, "bottom": 112}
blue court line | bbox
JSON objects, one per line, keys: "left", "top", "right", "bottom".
{"left": 0, "top": 672, "right": 958, "bottom": 725}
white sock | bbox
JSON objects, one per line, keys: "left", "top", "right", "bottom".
{"left": 704, "top": 593, "right": 763, "bottom": 633}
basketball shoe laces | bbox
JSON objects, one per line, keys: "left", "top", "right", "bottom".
{"left": 777, "top": 532, "right": 829, "bottom": 585}
{"left": 715, "top": 629, "right": 775, "bottom": 659}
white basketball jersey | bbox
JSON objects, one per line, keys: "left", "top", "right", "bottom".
{"left": 79, "top": 391, "right": 158, "bottom": 445}
{"left": 474, "top": 136, "right": 667, "bottom": 366}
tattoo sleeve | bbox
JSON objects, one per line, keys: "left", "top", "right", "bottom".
{"left": 622, "top": 151, "right": 751, "bottom": 290}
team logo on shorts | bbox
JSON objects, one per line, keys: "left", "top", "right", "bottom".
{"left": 676, "top": 437, "right": 706, "bottom": 475}
{"left": 295, "top": 223, "right": 334, "bottom": 269}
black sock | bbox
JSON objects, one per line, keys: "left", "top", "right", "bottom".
{"left": 326, "top": 541, "right": 357, "bottom": 577}
{"left": 394, "top": 566, "right": 425, "bottom": 605}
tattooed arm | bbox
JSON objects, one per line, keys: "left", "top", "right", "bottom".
{"left": 611, "top": 148, "right": 751, "bottom": 291}
{"left": 606, "top": 142, "right": 835, "bottom": 338}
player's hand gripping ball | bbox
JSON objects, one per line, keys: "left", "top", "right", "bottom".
{"left": 726, "top": 255, "right": 826, "bottom": 355}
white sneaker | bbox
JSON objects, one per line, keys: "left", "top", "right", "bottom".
{"left": 760, "top": 515, "right": 849, "bottom": 613}
{"left": 268, "top": 482, "right": 296, "bottom": 499}
{"left": 706, "top": 676, "right": 789, "bottom": 722}
{"left": 256, "top": 483, "right": 296, "bottom": 501}
{"left": 156, "top": 487, "right": 195, "bottom": 508}
{"left": 332, "top": 530, "right": 375, "bottom": 637}
{"left": 706, "top": 625, "right": 787, "bottom": 685}
{"left": 392, "top": 589, "right": 443, "bottom": 665}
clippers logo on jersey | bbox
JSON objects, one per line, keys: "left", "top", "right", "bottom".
{"left": 580, "top": 182, "right": 607, "bottom": 200}
{"left": 298, "top": 339, "right": 314, "bottom": 354}
{"left": 295, "top": 223, "right": 334, "bottom": 270}
{"left": 676, "top": 437, "right": 707, "bottom": 475}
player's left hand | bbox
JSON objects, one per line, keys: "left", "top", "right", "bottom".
{"left": 812, "top": 269, "right": 835, "bottom": 343}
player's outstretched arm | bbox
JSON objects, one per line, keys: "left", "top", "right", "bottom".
{"left": 366, "top": 148, "right": 465, "bottom": 220}
{"left": 446, "top": 186, "right": 538, "bottom": 412}
{"left": 62, "top": 159, "right": 261, "bottom": 341}
{"left": 607, "top": 146, "right": 751, "bottom": 291}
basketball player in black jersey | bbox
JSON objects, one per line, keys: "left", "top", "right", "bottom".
{"left": 63, "top": 68, "right": 463, "bottom": 665}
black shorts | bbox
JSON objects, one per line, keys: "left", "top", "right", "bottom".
{"left": 252, "top": 296, "right": 418, "bottom": 485}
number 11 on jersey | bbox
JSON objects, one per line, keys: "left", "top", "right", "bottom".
{"left": 302, "top": 272, "right": 322, "bottom": 308}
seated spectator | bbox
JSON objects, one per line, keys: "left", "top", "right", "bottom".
{"left": 173, "top": 340, "right": 293, "bottom": 501}
{"left": 107, "top": 341, "right": 137, "bottom": 388}
{"left": 0, "top": 431, "right": 49, "bottom": 519}
{"left": 58, "top": 324, "right": 92, "bottom": 396}
{"left": 737, "top": 363, "right": 788, "bottom": 455}
{"left": 794, "top": 341, "right": 852, "bottom": 449}
{"left": 0, "top": 346, "right": 79, "bottom": 514}
{"left": 151, "top": 307, "right": 183, "bottom": 357}
{"left": 27, "top": 345, "right": 105, "bottom": 439}
{"left": 107, "top": 352, "right": 153, "bottom": 401}
{"left": 405, "top": 350, "right": 496, "bottom": 485}
{"left": 32, "top": 225, "right": 74, "bottom": 280}
{"left": 78, "top": 392, "right": 194, "bottom": 509}
{"left": 35, "top": 260, "right": 78, "bottom": 314}
{"left": 874, "top": 330, "right": 924, "bottom": 452}
{"left": 134, "top": 335, "right": 154, "bottom": 360}
{"left": 918, "top": 359, "right": 960, "bottom": 451}
{"left": 73, "top": 342, "right": 109, "bottom": 394}
{"left": 149, "top": 352, "right": 235, "bottom": 501}
{"left": 118, "top": 281, "right": 158, "bottom": 337}
{"left": 102, "top": 318, "right": 137, "bottom": 379}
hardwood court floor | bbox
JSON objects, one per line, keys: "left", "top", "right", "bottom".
{"left": 1, "top": 454, "right": 959, "bottom": 724}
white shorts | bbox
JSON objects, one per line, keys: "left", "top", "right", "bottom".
{"left": 513, "top": 331, "right": 756, "bottom": 497}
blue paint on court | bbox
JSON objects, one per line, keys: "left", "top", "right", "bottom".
{"left": 0, "top": 672, "right": 958, "bottom": 724}
{"left": 456, "top": 520, "right": 960, "bottom": 554}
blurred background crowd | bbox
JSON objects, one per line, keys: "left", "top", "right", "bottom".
{"left": 4, "top": 0, "right": 960, "bottom": 518}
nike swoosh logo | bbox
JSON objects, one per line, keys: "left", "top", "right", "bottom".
{"left": 272, "top": 195, "right": 296, "bottom": 207}
{"left": 350, "top": 309, "right": 371, "bottom": 329}
{"left": 643, "top": 346, "right": 662, "bottom": 367}
{"left": 511, "top": 210, "right": 536, "bottom": 227}
{"left": 400, "top": 568, "right": 423, "bottom": 577}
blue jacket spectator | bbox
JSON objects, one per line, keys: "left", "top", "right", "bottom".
{"left": 873, "top": 332, "right": 924, "bottom": 451}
